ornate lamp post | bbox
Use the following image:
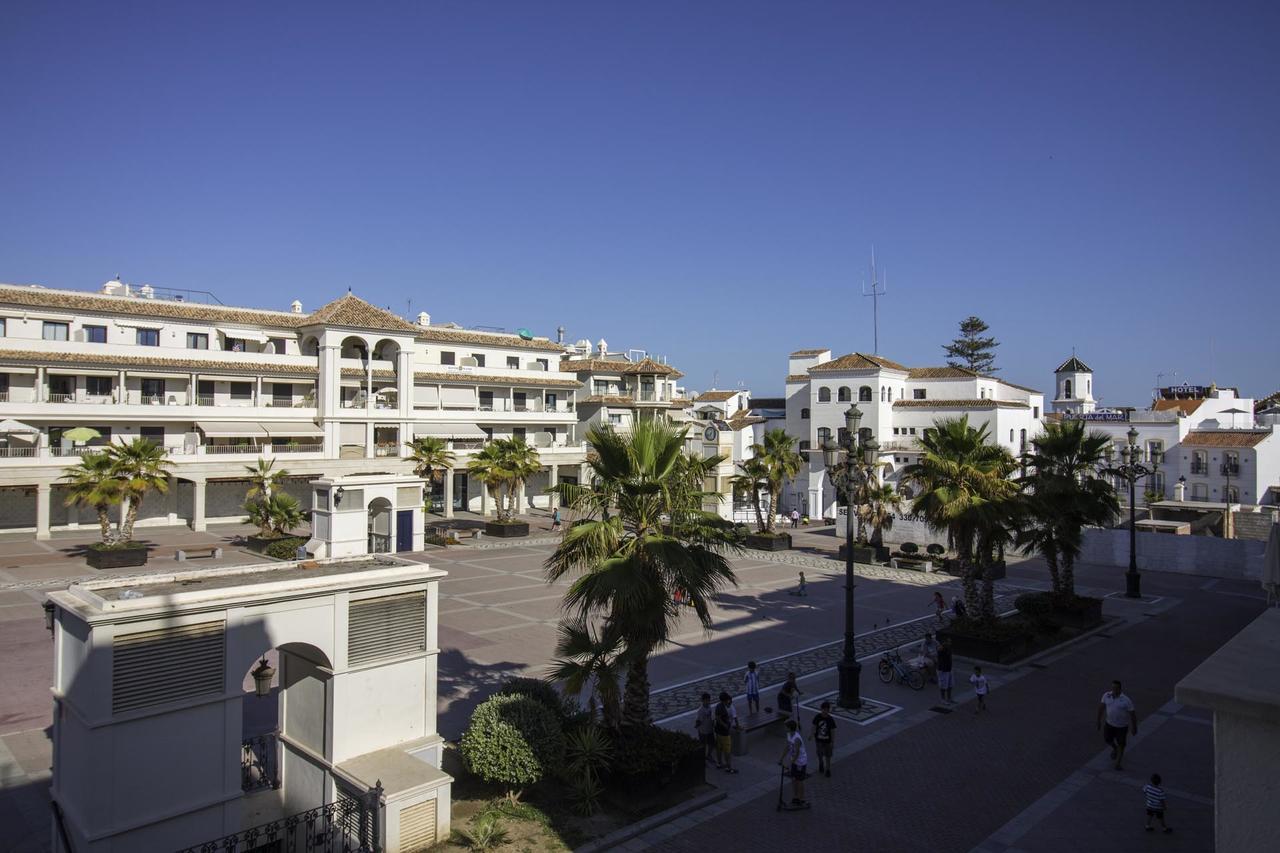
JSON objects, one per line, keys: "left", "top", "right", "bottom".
{"left": 1103, "top": 426, "right": 1159, "bottom": 599}
{"left": 822, "top": 404, "right": 879, "bottom": 710}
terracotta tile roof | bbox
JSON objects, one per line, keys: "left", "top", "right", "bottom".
{"left": 1055, "top": 355, "right": 1092, "bottom": 373}
{"left": 786, "top": 374, "right": 810, "bottom": 383}
{"left": 580, "top": 395, "right": 639, "bottom": 406}
{"left": 892, "top": 398, "right": 1028, "bottom": 410}
{"left": 0, "top": 283, "right": 305, "bottom": 328}
{"left": 1153, "top": 398, "right": 1204, "bottom": 416}
{"left": 790, "top": 348, "right": 828, "bottom": 357}
{"left": 726, "top": 413, "right": 766, "bottom": 430}
{"left": 670, "top": 397, "right": 693, "bottom": 408}
{"left": 1182, "top": 430, "right": 1270, "bottom": 448}
{"left": 1256, "top": 391, "right": 1280, "bottom": 412}
{"left": 303, "top": 294, "right": 422, "bottom": 334}
{"left": 419, "top": 326, "right": 565, "bottom": 352}
{"left": 339, "top": 368, "right": 398, "bottom": 382}
{"left": 810, "top": 352, "right": 909, "bottom": 372}
{"left": 339, "top": 366, "right": 581, "bottom": 388}
{"left": 998, "top": 378, "right": 1043, "bottom": 394}
{"left": 560, "top": 357, "right": 684, "bottom": 377}
{"left": 0, "top": 347, "right": 319, "bottom": 376}
{"left": 750, "top": 397, "right": 786, "bottom": 409}
{"left": 694, "top": 390, "right": 740, "bottom": 402}
{"left": 908, "top": 366, "right": 978, "bottom": 379}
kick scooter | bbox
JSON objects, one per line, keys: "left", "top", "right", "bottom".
{"left": 776, "top": 765, "right": 811, "bottom": 811}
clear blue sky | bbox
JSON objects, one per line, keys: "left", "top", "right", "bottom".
{"left": 2, "top": 2, "right": 1277, "bottom": 405}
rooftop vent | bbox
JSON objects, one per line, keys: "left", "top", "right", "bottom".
{"left": 291, "top": 299, "right": 303, "bottom": 314}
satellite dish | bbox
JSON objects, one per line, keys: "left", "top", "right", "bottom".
{"left": 516, "top": 328, "right": 534, "bottom": 341}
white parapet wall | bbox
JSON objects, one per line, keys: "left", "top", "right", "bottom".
{"left": 1080, "top": 527, "right": 1267, "bottom": 580}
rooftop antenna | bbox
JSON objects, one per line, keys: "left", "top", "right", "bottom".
{"left": 862, "top": 246, "right": 887, "bottom": 354}
{"left": 712, "top": 370, "right": 719, "bottom": 389}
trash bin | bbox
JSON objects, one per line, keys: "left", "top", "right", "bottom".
{"left": 731, "top": 728, "right": 747, "bottom": 757}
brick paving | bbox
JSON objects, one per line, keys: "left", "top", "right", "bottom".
{"left": 643, "top": 578, "right": 1266, "bottom": 853}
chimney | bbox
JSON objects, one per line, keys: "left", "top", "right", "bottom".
{"left": 597, "top": 338, "right": 608, "bottom": 355}
{"left": 417, "top": 311, "right": 431, "bottom": 327}
{"left": 291, "top": 299, "right": 303, "bottom": 314}
{"left": 557, "top": 325, "right": 565, "bottom": 345}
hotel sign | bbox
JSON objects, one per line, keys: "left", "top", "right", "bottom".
{"left": 1067, "top": 411, "right": 1128, "bottom": 422}
{"left": 1163, "top": 384, "right": 1206, "bottom": 397}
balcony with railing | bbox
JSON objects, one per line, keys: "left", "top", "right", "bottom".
{"left": 1190, "top": 461, "right": 1209, "bottom": 475}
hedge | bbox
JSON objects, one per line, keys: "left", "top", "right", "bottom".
{"left": 460, "top": 694, "right": 565, "bottom": 794}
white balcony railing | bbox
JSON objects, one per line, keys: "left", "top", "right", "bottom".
{"left": 0, "top": 446, "right": 36, "bottom": 457}
{"left": 204, "top": 444, "right": 261, "bottom": 455}
{"left": 271, "top": 443, "right": 323, "bottom": 453}
{"left": 48, "top": 393, "right": 77, "bottom": 404}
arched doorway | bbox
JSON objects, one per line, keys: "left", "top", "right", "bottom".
{"left": 368, "top": 497, "right": 393, "bottom": 553}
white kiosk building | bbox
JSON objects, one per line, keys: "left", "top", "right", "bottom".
{"left": 47, "top": 556, "right": 452, "bottom": 852}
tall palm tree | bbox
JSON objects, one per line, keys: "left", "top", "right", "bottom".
{"left": 1019, "top": 420, "right": 1119, "bottom": 598}
{"left": 501, "top": 438, "right": 542, "bottom": 517}
{"left": 406, "top": 436, "right": 455, "bottom": 513}
{"left": 730, "top": 456, "right": 770, "bottom": 532}
{"left": 61, "top": 452, "right": 123, "bottom": 543}
{"left": 468, "top": 441, "right": 512, "bottom": 520}
{"left": 245, "top": 457, "right": 288, "bottom": 503}
{"left": 902, "top": 417, "right": 1016, "bottom": 619}
{"left": 545, "top": 420, "right": 739, "bottom": 728}
{"left": 858, "top": 482, "right": 903, "bottom": 549}
{"left": 106, "top": 439, "right": 173, "bottom": 541}
{"left": 754, "top": 429, "right": 803, "bottom": 531}
{"left": 548, "top": 619, "right": 626, "bottom": 730}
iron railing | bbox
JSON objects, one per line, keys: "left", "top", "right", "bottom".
{"left": 241, "top": 733, "right": 279, "bottom": 793}
{"left": 177, "top": 783, "right": 382, "bottom": 853}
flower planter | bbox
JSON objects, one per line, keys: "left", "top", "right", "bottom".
{"left": 746, "top": 532, "right": 792, "bottom": 551}
{"left": 937, "top": 623, "right": 1032, "bottom": 664}
{"left": 1050, "top": 597, "right": 1104, "bottom": 629}
{"left": 604, "top": 743, "right": 705, "bottom": 813}
{"left": 483, "top": 521, "right": 529, "bottom": 538}
{"left": 839, "top": 544, "right": 880, "bottom": 564}
{"left": 86, "top": 545, "right": 148, "bottom": 570}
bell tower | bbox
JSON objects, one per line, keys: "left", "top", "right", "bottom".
{"left": 1053, "top": 354, "right": 1096, "bottom": 414}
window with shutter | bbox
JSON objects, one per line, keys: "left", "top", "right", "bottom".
{"left": 348, "top": 591, "right": 427, "bottom": 667}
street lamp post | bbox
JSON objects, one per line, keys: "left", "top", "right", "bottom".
{"left": 822, "top": 404, "right": 879, "bottom": 710}
{"left": 1103, "top": 426, "right": 1158, "bottom": 599}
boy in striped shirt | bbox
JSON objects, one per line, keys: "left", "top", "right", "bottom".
{"left": 1143, "top": 773, "right": 1172, "bottom": 833}
{"left": 744, "top": 661, "right": 761, "bottom": 714}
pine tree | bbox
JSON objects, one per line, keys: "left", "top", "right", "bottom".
{"left": 943, "top": 316, "right": 1000, "bottom": 374}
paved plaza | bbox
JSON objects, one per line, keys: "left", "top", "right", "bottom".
{"left": 0, "top": 518, "right": 1268, "bottom": 852}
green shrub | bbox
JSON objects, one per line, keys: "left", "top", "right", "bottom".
{"left": 497, "top": 677, "right": 576, "bottom": 722}
{"left": 264, "top": 536, "right": 308, "bottom": 560}
{"left": 565, "top": 726, "right": 614, "bottom": 780}
{"left": 87, "top": 540, "right": 144, "bottom": 552}
{"left": 1054, "top": 594, "right": 1103, "bottom": 614}
{"left": 946, "top": 616, "right": 1036, "bottom": 642}
{"left": 460, "top": 694, "right": 565, "bottom": 798}
{"left": 926, "top": 543, "right": 945, "bottom": 557}
{"left": 1014, "top": 592, "right": 1056, "bottom": 620}
{"left": 608, "top": 725, "right": 700, "bottom": 777}
{"left": 451, "top": 814, "right": 510, "bottom": 851}
{"left": 900, "top": 542, "right": 919, "bottom": 555}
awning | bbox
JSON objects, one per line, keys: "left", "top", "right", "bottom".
{"left": 219, "top": 328, "right": 269, "bottom": 343}
{"left": 0, "top": 419, "right": 38, "bottom": 434}
{"left": 414, "top": 423, "right": 487, "bottom": 439}
{"left": 196, "top": 421, "right": 267, "bottom": 438}
{"left": 262, "top": 422, "right": 324, "bottom": 438}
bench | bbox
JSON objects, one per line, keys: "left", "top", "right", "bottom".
{"left": 891, "top": 557, "right": 933, "bottom": 573}
{"left": 176, "top": 547, "right": 223, "bottom": 561}
{"left": 740, "top": 710, "right": 784, "bottom": 733}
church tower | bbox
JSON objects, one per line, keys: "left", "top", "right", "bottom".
{"left": 1053, "top": 355, "right": 1096, "bottom": 415}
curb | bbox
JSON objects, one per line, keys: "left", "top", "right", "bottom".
{"left": 573, "top": 787, "right": 727, "bottom": 853}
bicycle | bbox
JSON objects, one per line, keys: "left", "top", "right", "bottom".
{"left": 878, "top": 648, "right": 925, "bottom": 690}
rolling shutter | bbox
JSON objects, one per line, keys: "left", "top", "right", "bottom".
{"left": 399, "top": 799, "right": 438, "bottom": 851}
{"left": 112, "top": 621, "right": 225, "bottom": 714}
{"left": 348, "top": 591, "right": 427, "bottom": 667}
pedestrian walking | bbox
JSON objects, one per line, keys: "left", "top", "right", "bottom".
{"left": 790, "top": 509, "right": 800, "bottom": 529}
{"left": 811, "top": 701, "right": 837, "bottom": 777}
{"left": 796, "top": 571, "right": 807, "bottom": 597}
{"left": 713, "top": 692, "right": 740, "bottom": 774}
{"left": 744, "top": 661, "right": 761, "bottom": 715}
{"left": 1097, "top": 679, "right": 1138, "bottom": 770}
{"left": 931, "top": 591, "right": 946, "bottom": 623}
{"left": 551, "top": 507, "right": 562, "bottom": 531}
{"left": 694, "top": 693, "right": 717, "bottom": 766}
{"left": 937, "top": 637, "right": 954, "bottom": 703}
{"left": 910, "top": 631, "right": 939, "bottom": 682}
{"left": 1143, "top": 773, "right": 1173, "bottom": 833}
{"left": 777, "top": 719, "right": 809, "bottom": 806}
{"left": 970, "top": 666, "right": 989, "bottom": 713}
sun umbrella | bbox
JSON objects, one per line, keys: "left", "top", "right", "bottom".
{"left": 63, "top": 426, "right": 102, "bottom": 443}
{"left": 1264, "top": 522, "right": 1280, "bottom": 607}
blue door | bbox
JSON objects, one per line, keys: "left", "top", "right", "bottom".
{"left": 395, "top": 510, "right": 413, "bottom": 552}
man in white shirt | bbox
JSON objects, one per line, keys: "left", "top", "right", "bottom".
{"left": 1096, "top": 679, "right": 1138, "bottom": 770}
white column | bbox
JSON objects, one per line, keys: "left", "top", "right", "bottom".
{"left": 443, "top": 470, "right": 455, "bottom": 519}
{"left": 166, "top": 475, "right": 178, "bottom": 524}
{"left": 35, "top": 367, "right": 45, "bottom": 403}
{"left": 117, "top": 369, "right": 127, "bottom": 403}
{"left": 365, "top": 422, "right": 375, "bottom": 459}
{"left": 548, "top": 464, "right": 559, "bottom": 508}
{"left": 36, "top": 483, "right": 51, "bottom": 540}
{"left": 398, "top": 349, "right": 414, "bottom": 417}
{"left": 481, "top": 481, "right": 491, "bottom": 517}
{"left": 192, "top": 478, "right": 207, "bottom": 532}
{"left": 255, "top": 376, "right": 263, "bottom": 407}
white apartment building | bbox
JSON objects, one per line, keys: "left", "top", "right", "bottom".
{"left": 681, "top": 388, "right": 765, "bottom": 521}
{"left": 1062, "top": 367, "right": 1279, "bottom": 511}
{"left": 0, "top": 280, "right": 592, "bottom": 540}
{"left": 783, "top": 349, "right": 1046, "bottom": 519}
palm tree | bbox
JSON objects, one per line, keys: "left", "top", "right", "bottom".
{"left": 1019, "top": 420, "right": 1119, "bottom": 598}
{"left": 730, "top": 456, "right": 770, "bottom": 532}
{"left": 245, "top": 457, "right": 287, "bottom": 503}
{"left": 106, "top": 439, "right": 173, "bottom": 541}
{"left": 407, "top": 436, "right": 455, "bottom": 513}
{"left": 267, "top": 492, "right": 305, "bottom": 536}
{"left": 501, "top": 438, "right": 542, "bottom": 517}
{"left": 468, "top": 441, "right": 513, "bottom": 520}
{"left": 902, "top": 417, "right": 1016, "bottom": 619}
{"left": 858, "top": 482, "right": 903, "bottom": 549}
{"left": 61, "top": 452, "right": 123, "bottom": 543}
{"left": 548, "top": 619, "right": 626, "bottom": 729}
{"left": 545, "top": 420, "right": 739, "bottom": 728}
{"left": 754, "top": 429, "right": 803, "bottom": 532}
